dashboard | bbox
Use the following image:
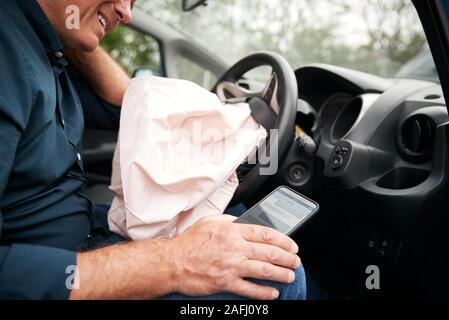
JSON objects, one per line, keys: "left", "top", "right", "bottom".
{"left": 268, "top": 63, "right": 449, "bottom": 275}
{"left": 293, "top": 64, "right": 447, "bottom": 196}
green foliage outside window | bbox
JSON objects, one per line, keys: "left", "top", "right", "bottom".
{"left": 101, "top": 25, "right": 161, "bottom": 76}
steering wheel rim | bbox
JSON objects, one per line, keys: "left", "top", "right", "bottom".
{"left": 213, "top": 51, "right": 298, "bottom": 205}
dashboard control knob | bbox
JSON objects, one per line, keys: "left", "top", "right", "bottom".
{"left": 331, "top": 155, "right": 344, "bottom": 170}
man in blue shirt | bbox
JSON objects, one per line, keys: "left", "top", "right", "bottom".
{"left": 0, "top": 0, "right": 306, "bottom": 299}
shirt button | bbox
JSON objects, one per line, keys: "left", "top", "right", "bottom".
{"left": 54, "top": 51, "right": 64, "bottom": 59}
{"left": 77, "top": 153, "right": 81, "bottom": 161}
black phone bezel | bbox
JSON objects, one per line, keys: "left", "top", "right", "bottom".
{"left": 233, "top": 185, "right": 320, "bottom": 236}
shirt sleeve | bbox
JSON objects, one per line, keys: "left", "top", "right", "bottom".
{"left": 68, "top": 67, "right": 121, "bottom": 131}
{"left": 0, "top": 16, "right": 77, "bottom": 300}
{"left": 0, "top": 244, "right": 76, "bottom": 299}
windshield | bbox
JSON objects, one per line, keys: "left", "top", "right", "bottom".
{"left": 395, "top": 44, "right": 439, "bottom": 82}
{"left": 136, "top": 0, "right": 436, "bottom": 81}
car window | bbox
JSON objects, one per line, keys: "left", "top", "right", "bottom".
{"left": 139, "top": 0, "right": 431, "bottom": 81}
{"left": 175, "top": 54, "right": 218, "bottom": 89}
{"left": 101, "top": 25, "right": 162, "bottom": 77}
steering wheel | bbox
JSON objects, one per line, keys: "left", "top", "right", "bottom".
{"left": 213, "top": 51, "right": 298, "bottom": 204}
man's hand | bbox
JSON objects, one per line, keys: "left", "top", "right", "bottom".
{"left": 70, "top": 215, "right": 300, "bottom": 300}
{"left": 167, "top": 215, "right": 301, "bottom": 300}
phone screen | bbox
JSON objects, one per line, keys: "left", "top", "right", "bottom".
{"left": 235, "top": 187, "right": 318, "bottom": 235}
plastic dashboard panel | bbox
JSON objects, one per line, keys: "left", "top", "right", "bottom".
{"left": 286, "top": 64, "right": 449, "bottom": 272}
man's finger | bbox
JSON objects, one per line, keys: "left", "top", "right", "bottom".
{"left": 230, "top": 279, "right": 280, "bottom": 300}
{"left": 246, "top": 242, "right": 300, "bottom": 269}
{"left": 238, "top": 224, "right": 299, "bottom": 253}
{"left": 240, "top": 260, "right": 295, "bottom": 284}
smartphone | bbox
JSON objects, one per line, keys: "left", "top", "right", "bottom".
{"left": 234, "top": 186, "right": 319, "bottom": 235}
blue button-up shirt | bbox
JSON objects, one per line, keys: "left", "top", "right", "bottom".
{"left": 0, "top": 0, "right": 121, "bottom": 299}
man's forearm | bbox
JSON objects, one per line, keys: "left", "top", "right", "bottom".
{"left": 69, "top": 215, "right": 301, "bottom": 300}
{"left": 65, "top": 47, "right": 130, "bottom": 106}
{"left": 69, "top": 239, "right": 179, "bottom": 300}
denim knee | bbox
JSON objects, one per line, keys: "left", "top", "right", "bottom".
{"left": 160, "top": 265, "right": 307, "bottom": 300}
{"left": 277, "top": 264, "right": 307, "bottom": 300}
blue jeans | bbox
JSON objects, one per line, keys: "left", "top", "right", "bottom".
{"left": 92, "top": 204, "right": 307, "bottom": 300}
{"left": 161, "top": 266, "right": 306, "bottom": 300}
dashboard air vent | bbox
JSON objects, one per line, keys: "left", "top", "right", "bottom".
{"left": 398, "top": 115, "right": 435, "bottom": 163}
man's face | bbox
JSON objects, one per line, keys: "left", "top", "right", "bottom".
{"left": 38, "top": 0, "right": 135, "bottom": 51}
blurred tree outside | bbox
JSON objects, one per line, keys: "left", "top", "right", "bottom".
{"left": 101, "top": 0, "right": 428, "bottom": 80}
{"left": 101, "top": 25, "right": 161, "bottom": 75}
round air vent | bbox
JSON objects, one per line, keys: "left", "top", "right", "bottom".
{"left": 397, "top": 115, "right": 435, "bottom": 163}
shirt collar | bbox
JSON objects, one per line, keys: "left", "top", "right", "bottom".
{"left": 16, "top": 0, "right": 64, "bottom": 54}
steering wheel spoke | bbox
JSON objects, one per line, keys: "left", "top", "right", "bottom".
{"left": 216, "top": 73, "right": 281, "bottom": 116}
{"left": 216, "top": 81, "right": 258, "bottom": 102}
{"left": 260, "top": 72, "right": 281, "bottom": 115}
{"left": 212, "top": 52, "right": 298, "bottom": 204}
